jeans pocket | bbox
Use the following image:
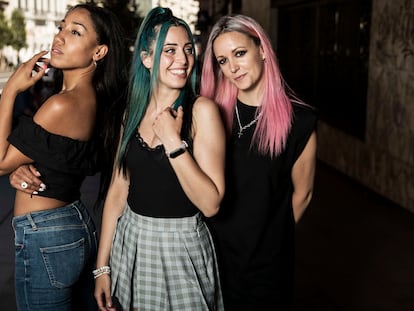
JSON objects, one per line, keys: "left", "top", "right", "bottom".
{"left": 41, "top": 237, "right": 85, "bottom": 289}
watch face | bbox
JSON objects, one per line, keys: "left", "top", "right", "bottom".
{"left": 168, "top": 141, "right": 188, "bottom": 158}
{"left": 169, "top": 147, "right": 186, "bottom": 158}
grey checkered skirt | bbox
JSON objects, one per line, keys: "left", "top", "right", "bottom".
{"left": 110, "top": 203, "right": 224, "bottom": 311}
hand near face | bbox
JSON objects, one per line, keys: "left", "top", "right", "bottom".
{"left": 152, "top": 106, "right": 183, "bottom": 147}
{"left": 4, "top": 51, "right": 49, "bottom": 95}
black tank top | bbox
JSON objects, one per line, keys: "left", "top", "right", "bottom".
{"left": 126, "top": 132, "right": 198, "bottom": 217}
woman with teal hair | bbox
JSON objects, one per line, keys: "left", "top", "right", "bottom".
{"left": 94, "top": 7, "right": 225, "bottom": 311}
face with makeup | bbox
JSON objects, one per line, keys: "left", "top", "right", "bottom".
{"left": 213, "top": 31, "right": 265, "bottom": 97}
{"left": 142, "top": 25, "right": 195, "bottom": 91}
{"left": 50, "top": 8, "right": 106, "bottom": 71}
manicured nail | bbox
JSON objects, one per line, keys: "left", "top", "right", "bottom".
{"left": 32, "top": 191, "right": 38, "bottom": 195}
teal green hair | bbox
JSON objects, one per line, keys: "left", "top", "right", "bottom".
{"left": 118, "top": 7, "right": 197, "bottom": 166}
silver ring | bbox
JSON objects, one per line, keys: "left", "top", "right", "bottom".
{"left": 21, "top": 182, "right": 28, "bottom": 189}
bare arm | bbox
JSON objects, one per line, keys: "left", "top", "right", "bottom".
{"left": 153, "top": 96, "right": 226, "bottom": 217}
{"left": 94, "top": 157, "right": 129, "bottom": 311}
{"left": 292, "top": 131, "right": 317, "bottom": 223}
{"left": 0, "top": 51, "right": 47, "bottom": 175}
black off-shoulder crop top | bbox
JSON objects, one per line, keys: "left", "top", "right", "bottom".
{"left": 7, "top": 116, "right": 98, "bottom": 202}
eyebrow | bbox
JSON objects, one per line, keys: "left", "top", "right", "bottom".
{"left": 232, "top": 46, "right": 246, "bottom": 53}
{"left": 60, "top": 19, "right": 88, "bottom": 31}
{"left": 215, "top": 45, "right": 247, "bottom": 58}
{"left": 163, "top": 42, "right": 193, "bottom": 46}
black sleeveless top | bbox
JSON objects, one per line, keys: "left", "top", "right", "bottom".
{"left": 8, "top": 116, "right": 98, "bottom": 202}
{"left": 126, "top": 132, "right": 198, "bottom": 217}
{"left": 207, "top": 100, "right": 317, "bottom": 306}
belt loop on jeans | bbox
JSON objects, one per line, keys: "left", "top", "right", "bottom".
{"left": 26, "top": 213, "right": 38, "bottom": 231}
{"left": 73, "top": 202, "right": 84, "bottom": 221}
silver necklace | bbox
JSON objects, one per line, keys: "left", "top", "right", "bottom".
{"left": 235, "top": 103, "right": 261, "bottom": 138}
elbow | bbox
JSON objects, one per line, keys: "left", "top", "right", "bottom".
{"left": 200, "top": 193, "right": 223, "bottom": 218}
{"left": 202, "top": 205, "right": 220, "bottom": 218}
{"left": 303, "top": 189, "right": 313, "bottom": 207}
{"left": 300, "top": 189, "right": 313, "bottom": 212}
{"left": 0, "top": 166, "right": 9, "bottom": 176}
{"left": 293, "top": 189, "right": 313, "bottom": 222}
{"left": 199, "top": 185, "right": 224, "bottom": 218}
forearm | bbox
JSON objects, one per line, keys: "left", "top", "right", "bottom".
{"left": 291, "top": 131, "right": 317, "bottom": 223}
{"left": 292, "top": 190, "right": 313, "bottom": 223}
{"left": 0, "top": 87, "right": 17, "bottom": 164}
{"left": 0, "top": 52, "right": 46, "bottom": 173}
{"left": 96, "top": 171, "right": 128, "bottom": 268}
{"left": 155, "top": 98, "right": 226, "bottom": 217}
{"left": 96, "top": 206, "right": 121, "bottom": 268}
{"left": 169, "top": 153, "right": 224, "bottom": 217}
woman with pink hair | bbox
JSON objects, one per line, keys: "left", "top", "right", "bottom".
{"left": 201, "top": 14, "right": 317, "bottom": 310}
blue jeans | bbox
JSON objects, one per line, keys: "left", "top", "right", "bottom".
{"left": 12, "top": 200, "right": 98, "bottom": 311}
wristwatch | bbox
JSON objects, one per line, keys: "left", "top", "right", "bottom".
{"left": 166, "top": 140, "right": 188, "bottom": 158}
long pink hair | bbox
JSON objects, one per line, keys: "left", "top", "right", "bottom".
{"left": 201, "top": 14, "right": 301, "bottom": 157}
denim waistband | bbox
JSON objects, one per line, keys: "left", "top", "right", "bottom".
{"left": 12, "top": 200, "right": 89, "bottom": 229}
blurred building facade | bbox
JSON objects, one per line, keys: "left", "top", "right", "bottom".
{"left": 2, "top": 0, "right": 69, "bottom": 65}
{"left": 1, "top": 0, "right": 200, "bottom": 65}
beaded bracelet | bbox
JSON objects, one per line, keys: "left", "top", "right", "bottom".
{"left": 93, "top": 266, "right": 111, "bottom": 279}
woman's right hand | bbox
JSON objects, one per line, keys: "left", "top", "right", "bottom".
{"left": 3, "top": 51, "right": 49, "bottom": 95}
{"left": 9, "top": 164, "right": 46, "bottom": 195}
{"left": 95, "top": 275, "right": 116, "bottom": 311}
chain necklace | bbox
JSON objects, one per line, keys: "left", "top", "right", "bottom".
{"left": 235, "top": 103, "right": 261, "bottom": 138}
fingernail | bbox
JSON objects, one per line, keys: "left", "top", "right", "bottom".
{"left": 32, "top": 191, "right": 38, "bottom": 195}
{"left": 35, "top": 170, "right": 41, "bottom": 176}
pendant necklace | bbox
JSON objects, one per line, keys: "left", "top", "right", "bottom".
{"left": 235, "top": 103, "right": 262, "bottom": 138}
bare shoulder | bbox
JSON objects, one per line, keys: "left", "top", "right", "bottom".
{"left": 193, "top": 95, "right": 220, "bottom": 118}
{"left": 34, "top": 93, "right": 75, "bottom": 122}
{"left": 33, "top": 91, "right": 96, "bottom": 140}
{"left": 192, "top": 96, "right": 224, "bottom": 138}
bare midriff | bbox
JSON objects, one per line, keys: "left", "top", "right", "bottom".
{"left": 14, "top": 191, "right": 69, "bottom": 216}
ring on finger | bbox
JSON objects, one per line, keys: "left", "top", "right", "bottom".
{"left": 21, "top": 182, "right": 28, "bottom": 189}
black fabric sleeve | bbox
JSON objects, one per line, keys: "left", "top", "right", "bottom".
{"left": 286, "top": 104, "right": 317, "bottom": 167}
{"left": 7, "top": 116, "right": 98, "bottom": 174}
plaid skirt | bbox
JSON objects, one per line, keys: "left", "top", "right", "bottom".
{"left": 110, "top": 203, "right": 224, "bottom": 311}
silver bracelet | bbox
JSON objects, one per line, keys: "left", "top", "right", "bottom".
{"left": 93, "top": 266, "right": 111, "bottom": 279}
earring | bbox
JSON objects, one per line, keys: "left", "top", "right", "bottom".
{"left": 262, "top": 57, "right": 266, "bottom": 62}
{"left": 93, "top": 59, "right": 97, "bottom": 67}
